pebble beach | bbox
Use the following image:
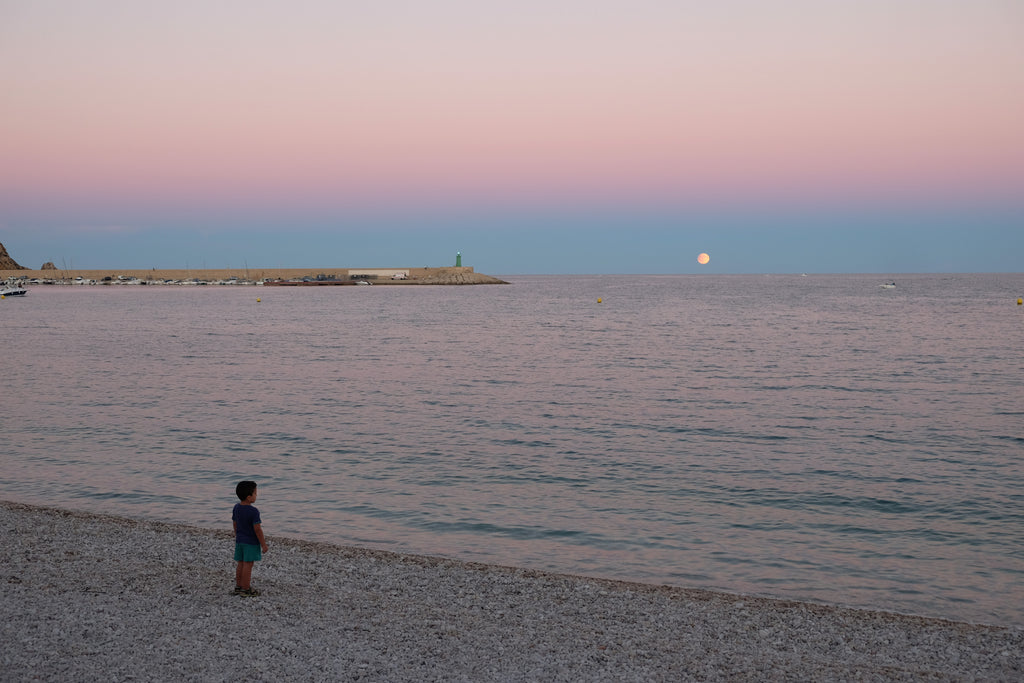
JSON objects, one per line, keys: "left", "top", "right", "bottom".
{"left": 2, "top": 501, "right": 1021, "bottom": 681}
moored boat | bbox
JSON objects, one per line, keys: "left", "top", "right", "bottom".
{"left": 262, "top": 279, "right": 358, "bottom": 286}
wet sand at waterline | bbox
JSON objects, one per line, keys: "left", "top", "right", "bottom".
{"left": 2, "top": 501, "right": 1020, "bottom": 681}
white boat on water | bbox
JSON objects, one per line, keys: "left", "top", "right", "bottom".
{"left": 1, "top": 285, "right": 28, "bottom": 297}
{"left": 879, "top": 282, "right": 896, "bottom": 289}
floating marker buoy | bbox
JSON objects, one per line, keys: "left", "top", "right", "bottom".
{"left": 1018, "top": 298, "right": 1022, "bottom": 306}
{"left": 257, "top": 298, "right": 261, "bottom": 303}
{"left": 597, "top": 297, "right": 602, "bottom": 304}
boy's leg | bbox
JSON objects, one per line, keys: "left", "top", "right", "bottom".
{"left": 235, "top": 561, "right": 244, "bottom": 588}
{"left": 239, "top": 560, "right": 254, "bottom": 589}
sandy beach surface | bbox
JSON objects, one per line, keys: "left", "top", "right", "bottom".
{"left": 2, "top": 500, "right": 1021, "bottom": 681}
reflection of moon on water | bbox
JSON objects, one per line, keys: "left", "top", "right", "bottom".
{"left": 697, "top": 252, "right": 710, "bottom": 265}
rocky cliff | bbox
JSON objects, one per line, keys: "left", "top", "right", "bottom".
{"left": 0, "top": 242, "right": 27, "bottom": 270}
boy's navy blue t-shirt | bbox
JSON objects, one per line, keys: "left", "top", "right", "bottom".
{"left": 233, "top": 503, "right": 261, "bottom": 546}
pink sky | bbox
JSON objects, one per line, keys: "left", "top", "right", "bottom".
{"left": 2, "top": 1, "right": 1023, "bottom": 210}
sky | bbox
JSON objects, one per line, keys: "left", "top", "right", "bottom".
{"left": 2, "top": 0, "right": 1022, "bottom": 274}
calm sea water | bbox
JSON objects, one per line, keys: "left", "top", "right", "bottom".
{"left": 3, "top": 274, "right": 1023, "bottom": 626}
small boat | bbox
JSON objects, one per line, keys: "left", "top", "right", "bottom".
{"left": 262, "top": 279, "right": 357, "bottom": 286}
{"left": 879, "top": 282, "right": 896, "bottom": 289}
{"left": 1, "top": 285, "right": 28, "bottom": 297}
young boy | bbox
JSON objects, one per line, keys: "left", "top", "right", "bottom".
{"left": 232, "top": 480, "right": 268, "bottom": 597}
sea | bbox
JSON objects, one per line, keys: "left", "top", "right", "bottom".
{"left": 3, "top": 273, "right": 1023, "bottom": 627}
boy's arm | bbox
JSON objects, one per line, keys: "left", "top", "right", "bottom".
{"left": 254, "top": 522, "right": 268, "bottom": 552}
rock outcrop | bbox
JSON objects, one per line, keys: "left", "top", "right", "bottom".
{"left": 0, "top": 242, "right": 27, "bottom": 270}
{"left": 41, "top": 262, "right": 57, "bottom": 270}
{"left": 414, "top": 268, "right": 508, "bottom": 285}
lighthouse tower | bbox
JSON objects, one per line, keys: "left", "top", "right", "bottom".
{"left": 455, "top": 251, "right": 462, "bottom": 267}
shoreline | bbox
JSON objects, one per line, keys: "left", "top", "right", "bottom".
{"left": 1, "top": 266, "right": 509, "bottom": 285}
{"left": 3, "top": 500, "right": 1020, "bottom": 680}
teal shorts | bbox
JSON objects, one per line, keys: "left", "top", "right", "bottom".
{"left": 234, "top": 543, "right": 262, "bottom": 562}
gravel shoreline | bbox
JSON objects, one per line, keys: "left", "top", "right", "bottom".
{"left": 3, "top": 500, "right": 1021, "bottom": 681}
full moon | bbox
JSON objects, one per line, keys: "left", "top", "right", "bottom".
{"left": 697, "top": 253, "right": 710, "bottom": 265}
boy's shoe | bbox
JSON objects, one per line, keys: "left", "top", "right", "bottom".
{"left": 232, "top": 585, "right": 244, "bottom": 595}
{"left": 239, "top": 587, "right": 261, "bottom": 597}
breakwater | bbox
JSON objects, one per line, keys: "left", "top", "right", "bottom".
{"left": 1, "top": 265, "right": 508, "bottom": 285}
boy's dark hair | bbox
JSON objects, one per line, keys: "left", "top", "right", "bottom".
{"left": 236, "top": 480, "right": 258, "bottom": 501}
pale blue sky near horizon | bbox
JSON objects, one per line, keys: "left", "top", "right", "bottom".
{"left": 3, "top": 202, "right": 1022, "bottom": 275}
